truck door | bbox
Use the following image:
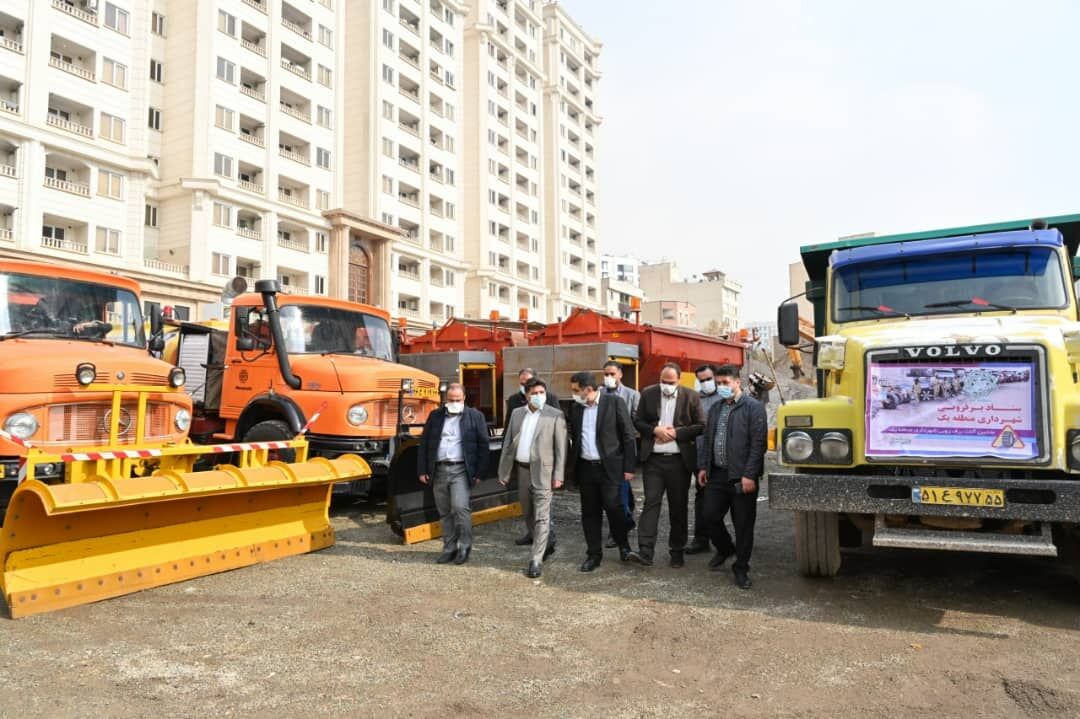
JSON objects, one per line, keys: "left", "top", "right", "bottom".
{"left": 461, "top": 362, "right": 497, "bottom": 425}
{"left": 221, "top": 305, "right": 281, "bottom": 418}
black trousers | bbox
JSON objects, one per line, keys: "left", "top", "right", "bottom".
{"left": 638, "top": 454, "right": 691, "bottom": 558}
{"left": 703, "top": 468, "right": 758, "bottom": 573}
{"left": 692, "top": 482, "right": 709, "bottom": 542}
{"left": 579, "top": 460, "right": 628, "bottom": 559}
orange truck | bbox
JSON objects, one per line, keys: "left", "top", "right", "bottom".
{"left": 168, "top": 280, "right": 441, "bottom": 498}
{"left": 0, "top": 259, "right": 191, "bottom": 505}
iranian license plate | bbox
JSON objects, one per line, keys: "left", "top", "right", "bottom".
{"left": 412, "top": 386, "right": 441, "bottom": 401}
{"left": 912, "top": 486, "right": 1005, "bottom": 508}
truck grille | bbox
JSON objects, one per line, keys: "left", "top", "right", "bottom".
{"left": 44, "top": 402, "right": 172, "bottom": 445}
{"left": 375, "top": 377, "right": 438, "bottom": 392}
{"left": 52, "top": 372, "right": 112, "bottom": 389}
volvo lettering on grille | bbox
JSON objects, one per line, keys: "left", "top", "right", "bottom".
{"left": 900, "top": 344, "right": 1003, "bottom": 359}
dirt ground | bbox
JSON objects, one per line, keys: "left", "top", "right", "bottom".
{"left": 1, "top": 461, "right": 1079, "bottom": 718}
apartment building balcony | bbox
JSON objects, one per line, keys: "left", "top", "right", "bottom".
{"left": 0, "top": 14, "right": 24, "bottom": 54}
{"left": 515, "top": 203, "right": 529, "bottom": 223}
{"left": 429, "top": 196, "right": 446, "bottom": 218}
{"left": 42, "top": 215, "right": 87, "bottom": 254}
{"left": 429, "top": 230, "right": 447, "bottom": 253}
{"left": 399, "top": 41, "right": 421, "bottom": 70}
{"left": 240, "top": 68, "right": 267, "bottom": 102}
{"left": 51, "top": 0, "right": 98, "bottom": 26}
{"left": 496, "top": 107, "right": 509, "bottom": 127}
{"left": 238, "top": 130, "right": 264, "bottom": 148}
{"left": 280, "top": 54, "right": 311, "bottom": 82}
{"left": 277, "top": 223, "right": 309, "bottom": 253}
{"left": 236, "top": 226, "right": 261, "bottom": 241}
{"left": 278, "top": 132, "right": 310, "bottom": 165}
{"left": 241, "top": 24, "right": 267, "bottom": 56}
{"left": 514, "top": 146, "right": 528, "bottom": 166}
{"left": 239, "top": 84, "right": 265, "bottom": 102}
{"left": 429, "top": 94, "right": 446, "bottom": 118}
{"left": 49, "top": 37, "right": 96, "bottom": 82}
{"left": 398, "top": 183, "right": 420, "bottom": 209}
{"left": 397, "top": 258, "right": 421, "bottom": 281}
{"left": 429, "top": 267, "right": 447, "bottom": 288}
{"left": 399, "top": 7, "right": 420, "bottom": 36}
{"left": 237, "top": 162, "right": 264, "bottom": 194}
{"left": 279, "top": 88, "right": 311, "bottom": 123}
{"left": 398, "top": 78, "right": 420, "bottom": 105}
{"left": 515, "top": 120, "right": 528, "bottom": 141}
{"left": 429, "top": 301, "right": 448, "bottom": 323}
{"left": 398, "top": 148, "right": 420, "bottom": 174}
{"left": 277, "top": 181, "right": 309, "bottom": 209}
{"left": 277, "top": 269, "right": 308, "bottom": 294}
{"left": 43, "top": 154, "right": 90, "bottom": 197}
{"left": 398, "top": 109, "right": 420, "bottom": 137}
{"left": 235, "top": 210, "right": 262, "bottom": 240}
{"left": 0, "top": 204, "right": 12, "bottom": 242}
{"left": 429, "top": 126, "right": 447, "bottom": 150}
{"left": 428, "top": 160, "right": 444, "bottom": 184}
{"left": 399, "top": 219, "right": 421, "bottom": 244}
{"left": 0, "top": 140, "right": 15, "bottom": 179}
{"left": 281, "top": 2, "right": 312, "bottom": 41}
{"left": 144, "top": 257, "right": 188, "bottom": 276}
{"left": 495, "top": 135, "right": 509, "bottom": 156}
{"left": 428, "top": 63, "right": 443, "bottom": 86}
{"left": 492, "top": 223, "right": 509, "bottom": 244}
{"left": 0, "top": 76, "right": 20, "bottom": 117}
{"left": 241, "top": 0, "right": 267, "bottom": 14}
{"left": 398, "top": 294, "right": 421, "bottom": 319}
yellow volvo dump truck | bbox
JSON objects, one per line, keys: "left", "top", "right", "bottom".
{"left": 772, "top": 216, "right": 1080, "bottom": 576}
{"left": 0, "top": 260, "right": 368, "bottom": 617}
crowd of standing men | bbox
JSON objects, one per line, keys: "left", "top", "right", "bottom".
{"left": 419, "top": 363, "right": 770, "bottom": 589}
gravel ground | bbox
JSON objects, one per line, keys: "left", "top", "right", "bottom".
{"left": 1, "top": 460, "right": 1079, "bottom": 718}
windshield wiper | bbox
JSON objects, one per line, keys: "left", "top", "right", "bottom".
{"left": 0, "top": 329, "right": 59, "bottom": 341}
{"left": 923, "top": 297, "right": 1017, "bottom": 313}
{"left": 836, "top": 305, "right": 910, "bottom": 319}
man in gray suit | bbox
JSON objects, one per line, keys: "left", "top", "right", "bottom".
{"left": 499, "top": 378, "right": 567, "bottom": 578}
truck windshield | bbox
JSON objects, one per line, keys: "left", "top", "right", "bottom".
{"left": 278, "top": 304, "right": 394, "bottom": 360}
{"left": 0, "top": 271, "right": 145, "bottom": 346}
{"left": 832, "top": 247, "right": 1069, "bottom": 322}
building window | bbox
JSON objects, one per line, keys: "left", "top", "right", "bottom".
{"left": 97, "top": 170, "right": 123, "bottom": 200}
{"left": 217, "top": 10, "right": 237, "bottom": 36}
{"left": 213, "top": 153, "right": 232, "bottom": 178}
{"left": 445, "top": 202, "right": 455, "bottom": 219}
{"left": 382, "top": 101, "right": 394, "bottom": 120}
{"left": 316, "top": 148, "right": 331, "bottom": 169}
{"left": 445, "top": 103, "right": 455, "bottom": 121}
{"left": 445, "top": 169, "right": 454, "bottom": 186}
{"left": 444, "top": 70, "right": 455, "bottom": 88}
{"left": 213, "top": 202, "right": 232, "bottom": 228}
{"left": 102, "top": 58, "right": 127, "bottom": 89}
{"left": 149, "top": 59, "right": 164, "bottom": 83}
{"left": 314, "top": 275, "right": 326, "bottom": 295}
{"left": 383, "top": 0, "right": 394, "bottom": 12}
{"left": 151, "top": 11, "right": 166, "bottom": 36}
{"left": 446, "top": 236, "right": 455, "bottom": 252}
{"left": 148, "top": 107, "right": 162, "bottom": 130}
{"left": 214, "top": 105, "right": 234, "bottom": 131}
{"left": 316, "top": 190, "right": 330, "bottom": 209}
{"left": 319, "top": 25, "right": 333, "bottom": 48}
{"left": 445, "top": 40, "right": 454, "bottom": 58}
{"left": 445, "top": 271, "right": 455, "bottom": 287}
{"left": 145, "top": 204, "right": 158, "bottom": 228}
{"left": 100, "top": 112, "right": 125, "bottom": 143}
{"left": 382, "top": 29, "right": 394, "bottom": 49}
{"left": 318, "top": 65, "right": 332, "bottom": 88}
{"left": 317, "top": 105, "right": 332, "bottom": 128}
{"left": 381, "top": 65, "right": 394, "bottom": 84}
{"left": 315, "top": 232, "right": 328, "bottom": 253}
{"left": 382, "top": 175, "right": 393, "bottom": 194}
{"left": 445, "top": 136, "right": 454, "bottom": 153}
{"left": 42, "top": 225, "right": 65, "bottom": 242}
{"left": 95, "top": 227, "right": 121, "bottom": 255}
{"left": 212, "top": 252, "right": 231, "bottom": 276}
{"left": 382, "top": 138, "right": 393, "bottom": 157}
{"left": 216, "top": 57, "right": 236, "bottom": 84}
{"left": 104, "top": 3, "right": 129, "bottom": 35}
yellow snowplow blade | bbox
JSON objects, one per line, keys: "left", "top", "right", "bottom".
{"left": 0, "top": 455, "right": 368, "bottom": 618}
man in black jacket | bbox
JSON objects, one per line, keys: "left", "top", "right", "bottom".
{"left": 504, "top": 367, "right": 561, "bottom": 426}
{"left": 697, "top": 364, "right": 768, "bottom": 589}
{"left": 568, "top": 371, "right": 644, "bottom": 571}
{"left": 418, "top": 382, "right": 490, "bottom": 565}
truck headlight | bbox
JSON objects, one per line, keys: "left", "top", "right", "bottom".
{"left": 75, "top": 362, "right": 97, "bottom": 387}
{"left": 3, "top": 412, "right": 38, "bottom": 440}
{"left": 1064, "top": 327, "right": 1080, "bottom": 365}
{"left": 1070, "top": 432, "right": 1080, "bottom": 466}
{"left": 784, "top": 431, "right": 814, "bottom": 462}
{"left": 816, "top": 335, "right": 847, "bottom": 370}
{"left": 174, "top": 408, "right": 191, "bottom": 432}
{"left": 819, "top": 431, "right": 851, "bottom": 462}
{"left": 347, "top": 404, "right": 369, "bottom": 426}
{"left": 169, "top": 367, "right": 186, "bottom": 388}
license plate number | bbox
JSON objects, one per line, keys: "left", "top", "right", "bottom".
{"left": 411, "top": 386, "right": 440, "bottom": 401}
{"left": 912, "top": 486, "right": 1005, "bottom": 508}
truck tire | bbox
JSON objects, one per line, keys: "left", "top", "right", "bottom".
{"left": 794, "top": 511, "right": 841, "bottom": 577}
{"left": 243, "top": 419, "right": 297, "bottom": 463}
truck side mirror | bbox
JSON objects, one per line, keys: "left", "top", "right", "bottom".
{"left": 777, "top": 302, "right": 800, "bottom": 347}
{"left": 148, "top": 335, "right": 165, "bottom": 353}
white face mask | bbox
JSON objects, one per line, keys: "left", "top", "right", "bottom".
{"left": 661, "top": 382, "right": 678, "bottom": 397}
{"left": 572, "top": 393, "right": 587, "bottom": 405}
{"left": 529, "top": 393, "right": 546, "bottom": 409}
{"left": 519, "top": 385, "right": 527, "bottom": 395}
{"left": 446, "top": 401, "right": 464, "bottom": 414}
{"left": 603, "top": 375, "right": 618, "bottom": 389}
{"left": 699, "top": 379, "right": 716, "bottom": 395}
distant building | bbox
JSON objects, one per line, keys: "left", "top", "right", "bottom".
{"left": 600, "top": 253, "right": 640, "bottom": 286}
{"left": 744, "top": 320, "right": 777, "bottom": 348}
{"left": 642, "top": 299, "right": 695, "bottom": 328}
{"left": 601, "top": 276, "right": 644, "bottom": 320}
{"left": 639, "top": 261, "right": 740, "bottom": 333}
{"left": 788, "top": 261, "right": 814, "bottom": 323}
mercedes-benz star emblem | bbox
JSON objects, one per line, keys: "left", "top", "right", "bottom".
{"left": 401, "top": 405, "right": 416, "bottom": 423}
{"left": 103, "top": 408, "right": 133, "bottom": 435}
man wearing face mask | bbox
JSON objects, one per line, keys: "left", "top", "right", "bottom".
{"left": 602, "top": 360, "right": 640, "bottom": 547}
{"left": 418, "top": 383, "right": 491, "bottom": 565}
{"left": 687, "top": 364, "right": 723, "bottom": 555}
{"left": 504, "top": 367, "right": 561, "bottom": 427}
{"left": 498, "top": 378, "right": 567, "bottom": 578}
{"left": 634, "top": 362, "right": 706, "bottom": 567}
{"left": 697, "top": 364, "right": 768, "bottom": 589}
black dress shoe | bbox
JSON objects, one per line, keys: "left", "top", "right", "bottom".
{"left": 454, "top": 547, "right": 471, "bottom": 565}
{"left": 580, "top": 557, "right": 601, "bottom": 572}
{"left": 515, "top": 534, "right": 534, "bottom": 546}
{"left": 543, "top": 542, "right": 556, "bottom": 561}
{"left": 669, "top": 552, "right": 685, "bottom": 569}
{"left": 709, "top": 550, "right": 733, "bottom": 570}
{"left": 436, "top": 548, "right": 458, "bottom": 564}
{"left": 620, "top": 547, "right": 645, "bottom": 564}
{"left": 605, "top": 535, "right": 617, "bottom": 549}
{"left": 734, "top": 570, "right": 752, "bottom": 589}
{"left": 637, "top": 550, "right": 654, "bottom": 566}
{"left": 685, "top": 539, "right": 710, "bottom": 555}
{"left": 526, "top": 561, "right": 542, "bottom": 578}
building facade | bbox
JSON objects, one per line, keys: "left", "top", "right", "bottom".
{"left": 639, "top": 260, "right": 742, "bottom": 335}
{"left": 600, "top": 253, "right": 639, "bottom": 286}
{"left": 642, "top": 299, "right": 694, "bottom": 329}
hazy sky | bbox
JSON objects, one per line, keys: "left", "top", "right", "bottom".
{"left": 560, "top": 0, "right": 1080, "bottom": 322}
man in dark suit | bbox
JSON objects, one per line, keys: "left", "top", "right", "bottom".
{"left": 633, "top": 361, "right": 705, "bottom": 567}
{"left": 504, "top": 367, "right": 561, "bottom": 427}
{"left": 568, "top": 371, "right": 645, "bottom": 571}
{"left": 418, "top": 382, "right": 490, "bottom": 565}
{"left": 697, "top": 364, "right": 768, "bottom": 589}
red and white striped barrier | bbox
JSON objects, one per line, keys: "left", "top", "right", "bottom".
{"left": 58, "top": 441, "right": 295, "bottom": 462}
{"left": 296, "top": 401, "right": 328, "bottom": 437}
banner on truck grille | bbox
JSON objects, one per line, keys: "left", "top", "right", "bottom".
{"left": 865, "top": 360, "right": 1037, "bottom": 460}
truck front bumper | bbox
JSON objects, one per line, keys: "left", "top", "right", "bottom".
{"left": 768, "top": 472, "right": 1080, "bottom": 523}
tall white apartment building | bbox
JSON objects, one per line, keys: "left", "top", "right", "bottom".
{"left": 343, "top": 0, "right": 467, "bottom": 328}
{"left": 541, "top": 1, "right": 601, "bottom": 320}
{"left": 462, "top": 0, "right": 547, "bottom": 321}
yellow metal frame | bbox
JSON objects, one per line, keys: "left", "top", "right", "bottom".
{"left": 402, "top": 501, "right": 523, "bottom": 545}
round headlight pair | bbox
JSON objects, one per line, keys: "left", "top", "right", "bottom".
{"left": 175, "top": 409, "right": 192, "bottom": 432}
{"left": 784, "top": 431, "right": 850, "bottom": 463}
{"left": 3, "top": 413, "right": 38, "bottom": 440}
{"left": 169, "top": 367, "right": 186, "bottom": 388}
{"left": 347, "top": 404, "right": 369, "bottom": 426}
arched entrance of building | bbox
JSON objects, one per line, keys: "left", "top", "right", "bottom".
{"left": 348, "top": 239, "right": 369, "bottom": 304}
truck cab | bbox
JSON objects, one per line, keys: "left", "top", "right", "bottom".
{"left": 772, "top": 217, "right": 1080, "bottom": 576}
{"left": 173, "top": 281, "right": 440, "bottom": 495}
{"left": 0, "top": 260, "right": 192, "bottom": 504}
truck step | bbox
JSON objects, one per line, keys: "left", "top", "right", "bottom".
{"left": 871, "top": 517, "right": 1056, "bottom": 557}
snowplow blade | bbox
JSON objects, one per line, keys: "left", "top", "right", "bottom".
{"left": 0, "top": 455, "right": 368, "bottom": 618}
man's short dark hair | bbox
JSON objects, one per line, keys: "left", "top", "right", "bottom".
{"left": 524, "top": 377, "right": 547, "bottom": 392}
{"left": 716, "top": 364, "right": 740, "bottom": 379}
{"left": 570, "top": 371, "right": 598, "bottom": 390}
{"left": 602, "top": 360, "right": 622, "bottom": 371}
{"left": 661, "top": 361, "right": 682, "bottom": 376}
{"left": 518, "top": 367, "right": 536, "bottom": 379}
{"left": 695, "top": 364, "right": 716, "bottom": 376}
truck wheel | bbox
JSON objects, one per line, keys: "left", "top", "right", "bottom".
{"left": 794, "top": 511, "right": 841, "bottom": 577}
{"left": 243, "top": 420, "right": 297, "bottom": 463}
